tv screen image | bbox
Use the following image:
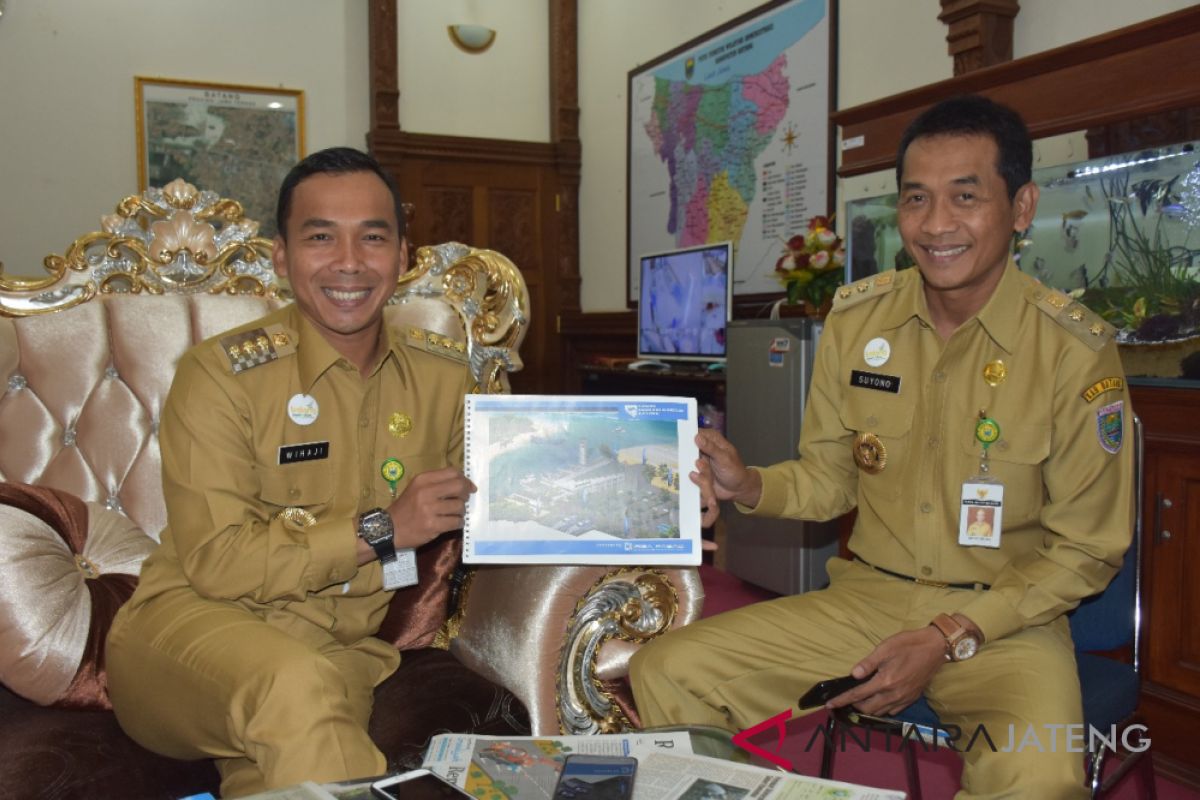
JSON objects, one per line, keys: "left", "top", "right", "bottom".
{"left": 637, "top": 241, "right": 732, "bottom": 363}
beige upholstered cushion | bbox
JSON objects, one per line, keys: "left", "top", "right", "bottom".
{"left": 0, "top": 483, "right": 154, "bottom": 708}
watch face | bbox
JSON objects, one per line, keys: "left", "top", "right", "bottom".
{"left": 953, "top": 636, "right": 979, "bottom": 661}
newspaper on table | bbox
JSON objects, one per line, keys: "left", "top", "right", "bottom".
{"left": 635, "top": 752, "right": 905, "bottom": 800}
{"left": 422, "top": 732, "right": 694, "bottom": 798}
{"left": 421, "top": 734, "right": 905, "bottom": 800}
{"left": 463, "top": 395, "right": 702, "bottom": 565}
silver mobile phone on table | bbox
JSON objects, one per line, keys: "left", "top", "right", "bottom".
{"left": 370, "top": 768, "right": 471, "bottom": 800}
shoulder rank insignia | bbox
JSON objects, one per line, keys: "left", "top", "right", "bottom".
{"left": 1025, "top": 287, "right": 1115, "bottom": 351}
{"left": 217, "top": 323, "right": 296, "bottom": 374}
{"left": 830, "top": 270, "right": 903, "bottom": 313}
{"left": 405, "top": 326, "right": 469, "bottom": 364}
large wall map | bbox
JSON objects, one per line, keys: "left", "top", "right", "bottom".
{"left": 627, "top": 0, "right": 831, "bottom": 300}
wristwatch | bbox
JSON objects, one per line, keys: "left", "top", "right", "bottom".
{"left": 931, "top": 613, "right": 980, "bottom": 662}
{"left": 357, "top": 508, "right": 397, "bottom": 563}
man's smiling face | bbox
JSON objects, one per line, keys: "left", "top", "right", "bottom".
{"left": 272, "top": 170, "right": 406, "bottom": 359}
{"left": 897, "top": 133, "right": 1037, "bottom": 301}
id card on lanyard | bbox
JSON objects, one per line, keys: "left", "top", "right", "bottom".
{"left": 960, "top": 412, "right": 1003, "bottom": 548}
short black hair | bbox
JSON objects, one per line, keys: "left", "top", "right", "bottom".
{"left": 896, "top": 95, "right": 1032, "bottom": 201}
{"left": 275, "top": 147, "right": 407, "bottom": 240}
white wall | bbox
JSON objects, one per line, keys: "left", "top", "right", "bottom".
{"left": 0, "top": 0, "right": 368, "bottom": 279}
{"left": 396, "top": 0, "right": 548, "bottom": 141}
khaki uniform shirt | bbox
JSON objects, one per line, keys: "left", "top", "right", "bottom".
{"left": 129, "top": 303, "right": 476, "bottom": 646}
{"left": 747, "top": 263, "right": 1134, "bottom": 643}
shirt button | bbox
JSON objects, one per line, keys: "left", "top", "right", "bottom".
{"left": 288, "top": 488, "right": 300, "bottom": 499}
{"left": 928, "top": 437, "right": 939, "bottom": 448}
{"left": 361, "top": 487, "right": 371, "bottom": 499}
{"left": 921, "top": 566, "right": 933, "bottom": 576}
{"left": 920, "top": 502, "right": 933, "bottom": 513}
{"left": 359, "top": 417, "right": 369, "bottom": 428}
{"left": 933, "top": 372, "right": 946, "bottom": 383}
{"left": 866, "top": 416, "right": 878, "bottom": 426}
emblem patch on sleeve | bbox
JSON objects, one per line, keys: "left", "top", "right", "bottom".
{"left": 1096, "top": 400, "right": 1124, "bottom": 454}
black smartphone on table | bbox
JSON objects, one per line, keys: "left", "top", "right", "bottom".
{"left": 551, "top": 754, "right": 638, "bottom": 800}
{"left": 371, "top": 768, "right": 471, "bottom": 800}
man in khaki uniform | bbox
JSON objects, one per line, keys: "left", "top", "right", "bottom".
{"left": 631, "top": 96, "right": 1134, "bottom": 798}
{"left": 106, "top": 148, "right": 477, "bottom": 797}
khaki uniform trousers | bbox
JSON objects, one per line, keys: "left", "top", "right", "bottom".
{"left": 631, "top": 558, "right": 1087, "bottom": 800}
{"left": 106, "top": 587, "right": 397, "bottom": 798}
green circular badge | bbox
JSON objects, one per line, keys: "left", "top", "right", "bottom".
{"left": 975, "top": 417, "right": 1001, "bottom": 446}
{"left": 381, "top": 458, "right": 405, "bottom": 483}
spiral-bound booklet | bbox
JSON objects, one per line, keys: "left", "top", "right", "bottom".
{"left": 463, "top": 394, "right": 702, "bottom": 565}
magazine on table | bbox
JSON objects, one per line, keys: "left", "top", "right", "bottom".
{"left": 422, "top": 732, "right": 693, "bottom": 799}
{"left": 462, "top": 395, "right": 702, "bottom": 565}
{"left": 420, "top": 733, "right": 904, "bottom": 800}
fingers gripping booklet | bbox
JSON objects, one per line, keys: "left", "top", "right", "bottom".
{"left": 463, "top": 395, "right": 702, "bottom": 565}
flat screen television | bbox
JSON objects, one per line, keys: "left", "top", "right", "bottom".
{"left": 636, "top": 241, "right": 732, "bottom": 365}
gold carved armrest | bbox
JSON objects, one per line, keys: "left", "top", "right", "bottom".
{"left": 394, "top": 243, "right": 528, "bottom": 394}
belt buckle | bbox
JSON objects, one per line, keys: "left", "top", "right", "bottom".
{"left": 914, "top": 576, "right": 949, "bottom": 588}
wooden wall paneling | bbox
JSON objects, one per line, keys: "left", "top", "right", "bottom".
{"left": 366, "top": 0, "right": 581, "bottom": 396}
{"left": 833, "top": 6, "right": 1200, "bottom": 177}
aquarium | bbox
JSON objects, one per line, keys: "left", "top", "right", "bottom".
{"left": 844, "top": 139, "right": 1200, "bottom": 384}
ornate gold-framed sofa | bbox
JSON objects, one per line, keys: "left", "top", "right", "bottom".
{"left": 0, "top": 181, "right": 702, "bottom": 798}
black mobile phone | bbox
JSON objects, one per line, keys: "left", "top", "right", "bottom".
{"left": 551, "top": 754, "right": 638, "bottom": 800}
{"left": 798, "top": 671, "right": 875, "bottom": 709}
{"left": 371, "top": 769, "right": 471, "bottom": 800}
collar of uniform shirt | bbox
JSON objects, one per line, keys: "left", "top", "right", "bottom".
{"left": 969, "top": 258, "right": 1024, "bottom": 355}
{"left": 871, "top": 259, "right": 1023, "bottom": 355}
{"left": 293, "top": 304, "right": 406, "bottom": 391}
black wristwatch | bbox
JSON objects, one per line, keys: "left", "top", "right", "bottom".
{"left": 357, "top": 508, "right": 396, "bottom": 563}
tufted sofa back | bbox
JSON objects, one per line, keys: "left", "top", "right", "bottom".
{"left": 1, "top": 182, "right": 528, "bottom": 541}
{"left": 0, "top": 294, "right": 283, "bottom": 538}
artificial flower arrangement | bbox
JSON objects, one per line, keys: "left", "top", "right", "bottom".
{"left": 774, "top": 215, "right": 846, "bottom": 310}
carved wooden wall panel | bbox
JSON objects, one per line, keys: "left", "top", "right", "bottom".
{"left": 488, "top": 190, "right": 539, "bottom": 274}
{"left": 417, "top": 188, "right": 473, "bottom": 251}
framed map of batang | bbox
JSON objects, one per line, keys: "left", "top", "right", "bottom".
{"left": 135, "top": 77, "right": 306, "bottom": 238}
{"left": 626, "top": 0, "right": 836, "bottom": 302}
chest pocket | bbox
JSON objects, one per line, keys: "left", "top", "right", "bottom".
{"left": 258, "top": 461, "right": 334, "bottom": 511}
{"left": 838, "top": 393, "right": 915, "bottom": 501}
{"left": 960, "top": 422, "right": 1050, "bottom": 523}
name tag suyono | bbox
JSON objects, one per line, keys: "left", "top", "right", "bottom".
{"left": 279, "top": 441, "right": 331, "bottom": 464}
{"left": 849, "top": 370, "right": 901, "bottom": 394}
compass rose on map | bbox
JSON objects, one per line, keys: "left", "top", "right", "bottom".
{"left": 781, "top": 123, "right": 800, "bottom": 153}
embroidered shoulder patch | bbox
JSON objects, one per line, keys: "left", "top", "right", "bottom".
{"left": 1081, "top": 376, "right": 1125, "bottom": 403}
{"left": 1096, "top": 400, "right": 1124, "bottom": 454}
{"left": 217, "top": 324, "right": 296, "bottom": 374}
{"left": 405, "top": 326, "right": 469, "bottom": 364}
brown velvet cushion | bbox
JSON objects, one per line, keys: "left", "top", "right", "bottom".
{"left": 376, "top": 532, "right": 465, "bottom": 651}
{"left": 0, "top": 482, "right": 154, "bottom": 710}
{"left": 370, "top": 648, "right": 531, "bottom": 772}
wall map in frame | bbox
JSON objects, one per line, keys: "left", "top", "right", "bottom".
{"left": 135, "top": 77, "right": 305, "bottom": 238}
{"left": 626, "top": 0, "right": 835, "bottom": 302}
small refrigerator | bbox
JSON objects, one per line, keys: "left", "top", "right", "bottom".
{"left": 723, "top": 318, "right": 840, "bottom": 595}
